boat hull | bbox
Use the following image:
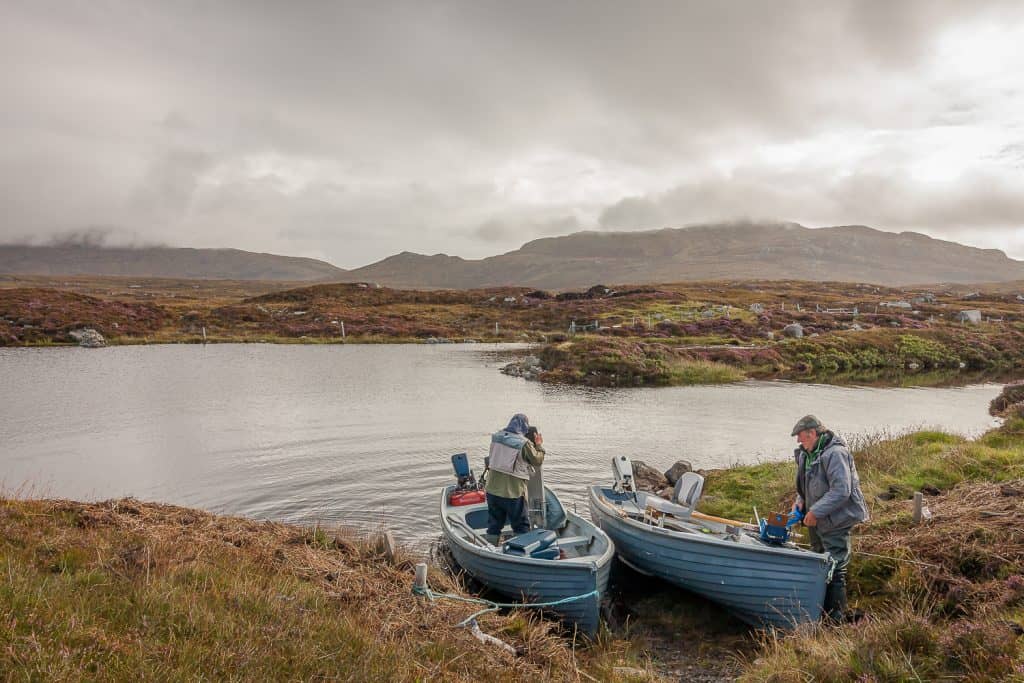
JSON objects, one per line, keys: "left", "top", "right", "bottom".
{"left": 441, "top": 488, "right": 613, "bottom": 636}
{"left": 589, "top": 485, "right": 830, "bottom": 629}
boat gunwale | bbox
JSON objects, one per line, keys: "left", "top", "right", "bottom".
{"left": 588, "top": 484, "right": 830, "bottom": 565}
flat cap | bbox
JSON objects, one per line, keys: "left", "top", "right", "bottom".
{"left": 791, "top": 414, "right": 824, "bottom": 436}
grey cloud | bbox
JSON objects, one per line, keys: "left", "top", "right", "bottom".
{"left": 2, "top": 1, "right": 1023, "bottom": 264}
{"left": 472, "top": 215, "right": 582, "bottom": 245}
{"left": 46, "top": 227, "right": 116, "bottom": 248}
{"left": 130, "top": 148, "right": 215, "bottom": 228}
{"left": 599, "top": 166, "right": 1024, "bottom": 235}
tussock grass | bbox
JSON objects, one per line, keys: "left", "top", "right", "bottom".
{"left": 0, "top": 498, "right": 647, "bottom": 681}
{"left": 665, "top": 358, "right": 745, "bottom": 385}
{"left": 740, "top": 609, "right": 1022, "bottom": 683}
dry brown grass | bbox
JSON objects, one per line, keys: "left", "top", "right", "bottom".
{"left": 0, "top": 497, "right": 654, "bottom": 681}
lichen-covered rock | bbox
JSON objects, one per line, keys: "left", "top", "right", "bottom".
{"left": 69, "top": 328, "right": 106, "bottom": 348}
{"left": 664, "top": 460, "right": 693, "bottom": 486}
{"left": 631, "top": 460, "right": 669, "bottom": 492}
{"left": 501, "top": 355, "right": 543, "bottom": 381}
{"left": 782, "top": 323, "right": 804, "bottom": 338}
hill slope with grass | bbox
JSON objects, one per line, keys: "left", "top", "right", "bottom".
{"left": 0, "top": 245, "right": 348, "bottom": 281}
{"left": 344, "top": 223, "right": 1024, "bottom": 289}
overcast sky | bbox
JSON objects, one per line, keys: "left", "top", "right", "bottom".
{"left": 2, "top": 1, "right": 1024, "bottom": 268}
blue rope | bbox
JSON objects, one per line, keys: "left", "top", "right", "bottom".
{"left": 412, "top": 584, "right": 599, "bottom": 628}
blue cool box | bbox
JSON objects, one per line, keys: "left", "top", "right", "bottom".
{"left": 503, "top": 529, "right": 557, "bottom": 556}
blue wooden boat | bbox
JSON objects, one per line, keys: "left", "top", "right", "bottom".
{"left": 440, "top": 458, "right": 613, "bottom": 636}
{"left": 588, "top": 463, "right": 833, "bottom": 629}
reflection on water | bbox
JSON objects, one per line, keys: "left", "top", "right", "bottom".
{"left": 0, "top": 344, "right": 1005, "bottom": 547}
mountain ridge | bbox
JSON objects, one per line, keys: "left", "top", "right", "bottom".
{"left": 4, "top": 222, "right": 1022, "bottom": 287}
{"left": 341, "top": 222, "right": 1024, "bottom": 288}
{"left": 0, "top": 245, "right": 348, "bottom": 281}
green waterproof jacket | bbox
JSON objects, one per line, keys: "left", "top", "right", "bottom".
{"left": 486, "top": 440, "right": 545, "bottom": 499}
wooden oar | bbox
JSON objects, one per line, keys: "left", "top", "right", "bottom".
{"left": 691, "top": 510, "right": 758, "bottom": 531}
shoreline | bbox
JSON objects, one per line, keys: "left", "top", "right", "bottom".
{"left": 4, "top": 396, "right": 1022, "bottom": 680}
{"left": 5, "top": 277, "right": 1024, "bottom": 390}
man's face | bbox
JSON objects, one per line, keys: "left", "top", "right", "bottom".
{"left": 796, "top": 428, "right": 818, "bottom": 451}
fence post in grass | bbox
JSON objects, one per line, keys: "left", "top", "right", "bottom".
{"left": 912, "top": 491, "right": 924, "bottom": 523}
{"left": 413, "top": 563, "right": 428, "bottom": 593}
{"left": 381, "top": 530, "right": 398, "bottom": 564}
{"left": 202, "top": 326, "right": 207, "bottom": 342}
{"left": 340, "top": 321, "right": 345, "bottom": 338}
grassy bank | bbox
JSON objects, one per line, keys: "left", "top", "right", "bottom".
{"left": 693, "top": 400, "right": 1024, "bottom": 681}
{"left": 0, "top": 499, "right": 651, "bottom": 681}
{"left": 2, "top": 414, "right": 1022, "bottom": 680}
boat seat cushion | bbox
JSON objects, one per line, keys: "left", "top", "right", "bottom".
{"left": 528, "top": 546, "right": 560, "bottom": 560}
{"left": 503, "top": 529, "right": 557, "bottom": 556}
{"left": 557, "top": 535, "right": 593, "bottom": 547}
{"left": 642, "top": 494, "right": 695, "bottom": 518}
{"left": 673, "top": 472, "right": 705, "bottom": 509}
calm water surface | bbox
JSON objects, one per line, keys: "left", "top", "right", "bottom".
{"left": 0, "top": 344, "right": 1004, "bottom": 547}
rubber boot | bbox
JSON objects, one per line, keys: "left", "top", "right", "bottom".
{"left": 483, "top": 533, "right": 500, "bottom": 546}
{"left": 823, "top": 571, "right": 848, "bottom": 623}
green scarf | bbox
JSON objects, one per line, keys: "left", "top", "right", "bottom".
{"left": 803, "top": 433, "right": 829, "bottom": 471}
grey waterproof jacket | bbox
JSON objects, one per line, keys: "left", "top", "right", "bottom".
{"left": 794, "top": 432, "right": 869, "bottom": 534}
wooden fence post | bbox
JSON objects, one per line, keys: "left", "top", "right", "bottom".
{"left": 912, "top": 491, "right": 924, "bottom": 523}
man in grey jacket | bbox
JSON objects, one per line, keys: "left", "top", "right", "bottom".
{"left": 792, "top": 415, "right": 869, "bottom": 622}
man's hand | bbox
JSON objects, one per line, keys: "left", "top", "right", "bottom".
{"left": 803, "top": 509, "right": 818, "bottom": 527}
{"left": 534, "top": 432, "right": 543, "bottom": 447}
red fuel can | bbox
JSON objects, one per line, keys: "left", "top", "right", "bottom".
{"left": 449, "top": 490, "right": 486, "bottom": 506}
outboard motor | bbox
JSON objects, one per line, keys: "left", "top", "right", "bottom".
{"left": 612, "top": 455, "right": 635, "bottom": 494}
{"left": 449, "top": 452, "right": 486, "bottom": 506}
{"left": 451, "top": 452, "right": 476, "bottom": 489}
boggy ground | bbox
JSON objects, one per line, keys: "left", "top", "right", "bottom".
{"left": 3, "top": 386, "right": 1023, "bottom": 681}
{"left": 4, "top": 275, "right": 1024, "bottom": 388}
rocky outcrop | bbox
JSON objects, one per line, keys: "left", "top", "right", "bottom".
{"left": 68, "top": 328, "right": 106, "bottom": 348}
{"left": 664, "top": 460, "right": 693, "bottom": 486}
{"left": 631, "top": 460, "right": 670, "bottom": 493}
{"left": 501, "top": 355, "right": 543, "bottom": 381}
{"left": 782, "top": 323, "right": 804, "bottom": 338}
{"left": 989, "top": 381, "right": 1024, "bottom": 417}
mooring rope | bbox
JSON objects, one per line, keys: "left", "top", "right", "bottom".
{"left": 412, "top": 583, "right": 599, "bottom": 627}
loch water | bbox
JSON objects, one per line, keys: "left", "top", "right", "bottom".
{"left": 0, "top": 344, "right": 1003, "bottom": 547}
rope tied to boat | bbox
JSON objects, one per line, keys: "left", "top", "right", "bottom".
{"left": 412, "top": 581, "right": 599, "bottom": 628}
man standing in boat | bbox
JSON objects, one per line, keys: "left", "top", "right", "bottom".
{"left": 792, "top": 415, "right": 869, "bottom": 623}
{"left": 483, "top": 413, "right": 545, "bottom": 545}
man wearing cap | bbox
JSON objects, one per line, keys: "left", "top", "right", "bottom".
{"left": 792, "top": 414, "right": 869, "bottom": 622}
{"left": 484, "top": 413, "right": 545, "bottom": 545}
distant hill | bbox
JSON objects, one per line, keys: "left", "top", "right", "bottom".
{"left": 343, "top": 223, "right": 1024, "bottom": 288}
{"left": 0, "top": 245, "right": 348, "bottom": 281}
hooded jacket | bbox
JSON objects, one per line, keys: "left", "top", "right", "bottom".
{"left": 794, "top": 431, "right": 869, "bottom": 534}
{"left": 486, "top": 435, "right": 544, "bottom": 499}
